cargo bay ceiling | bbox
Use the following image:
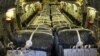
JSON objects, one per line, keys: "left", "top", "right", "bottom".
{"left": 0, "top": 0, "right": 100, "bottom": 13}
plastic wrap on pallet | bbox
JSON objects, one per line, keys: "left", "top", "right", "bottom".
{"left": 56, "top": 29, "right": 97, "bottom": 56}
{"left": 51, "top": 8, "right": 71, "bottom": 27}
{"left": 57, "top": 29, "right": 97, "bottom": 47}
{"left": 30, "top": 32, "right": 53, "bottom": 50}
{"left": 51, "top": 5, "right": 61, "bottom": 16}
{"left": 58, "top": 30, "right": 78, "bottom": 48}
{"left": 7, "top": 50, "right": 47, "bottom": 56}
{"left": 0, "top": 41, "right": 5, "bottom": 56}
{"left": 28, "top": 25, "right": 51, "bottom": 30}
{"left": 11, "top": 30, "right": 53, "bottom": 48}
{"left": 54, "top": 25, "right": 79, "bottom": 32}
{"left": 64, "top": 48, "right": 97, "bottom": 56}
{"left": 52, "top": 15, "right": 68, "bottom": 27}
{"left": 7, "top": 30, "right": 53, "bottom": 56}
{"left": 79, "top": 30, "right": 96, "bottom": 45}
{"left": 29, "top": 15, "right": 51, "bottom": 28}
